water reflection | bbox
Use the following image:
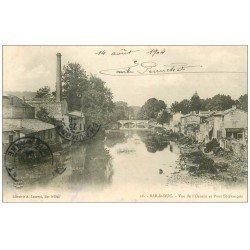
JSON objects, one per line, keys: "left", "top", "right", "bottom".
{"left": 105, "top": 130, "right": 180, "bottom": 190}
{"left": 61, "top": 130, "right": 179, "bottom": 190}
{"left": 82, "top": 141, "right": 113, "bottom": 185}
{"left": 21, "top": 130, "right": 180, "bottom": 191}
{"left": 105, "top": 130, "right": 129, "bottom": 147}
{"left": 65, "top": 140, "right": 113, "bottom": 189}
{"left": 137, "top": 130, "right": 170, "bottom": 153}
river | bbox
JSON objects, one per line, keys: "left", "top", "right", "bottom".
{"left": 3, "top": 129, "right": 247, "bottom": 202}
{"left": 42, "top": 129, "right": 182, "bottom": 200}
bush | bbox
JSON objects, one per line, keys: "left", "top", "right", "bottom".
{"left": 168, "top": 132, "right": 182, "bottom": 141}
{"left": 213, "top": 146, "right": 224, "bottom": 155}
{"left": 199, "top": 157, "right": 217, "bottom": 173}
{"left": 214, "top": 162, "right": 229, "bottom": 172}
{"left": 187, "top": 151, "right": 217, "bottom": 174}
{"left": 205, "top": 139, "right": 220, "bottom": 153}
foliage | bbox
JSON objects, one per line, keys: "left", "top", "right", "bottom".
{"left": 62, "top": 63, "right": 89, "bottom": 111}
{"left": 129, "top": 106, "right": 141, "bottom": 119}
{"left": 111, "top": 101, "right": 129, "bottom": 121}
{"left": 156, "top": 109, "right": 171, "bottom": 125}
{"left": 203, "top": 94, "right": 236, "bottom": 111}
{"left": 190, "top": 91, "right": 202, "bottom": 112}
{"left": 36, "top": 107, "right": 54, "bottom": 124}
{"left": 62, "top": 63, "right": 114, "bottom": 126}
{"left": 171, "top": 99, "right": 190, "bottom": 114}
{"left": 35, "top": 86, "right": 52, "bottom": 98}
{"left": 237, "top": 94, "right": 247, "bottom": 111}
{"left": 205, "top": 138, "right": 220, "bottom": 153}
{"left": 171, "top": 92, "right": 242, "bottom": 114}
{"left": 138, "top": 98, "right": 166, "bottom": 119}
{"left": 81, "top": 75, "right": 114, "bottom": 125}
{"left": 109, "top": 103, "right": 142, "bottom": 122}
{"left": 187, "top": 151, "right": 217, "bottom": 174}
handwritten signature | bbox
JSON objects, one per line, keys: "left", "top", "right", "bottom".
{"left": 99, "top": 61, "right": 203, "bottom": 76}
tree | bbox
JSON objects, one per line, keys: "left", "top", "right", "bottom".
{"left": 62, "top": 62, "right": 115, "bottom": 126}
{"left": 190, "top": 92, "right": 202, "bottom": 112}
{"left": 35, "top": 86, "right": 52, "bottom": 98}
{"left": 111, "top": 101, "right": 130, "bottom": 121}
{"left": 129, "top": 106, "right": 141, "bottom": 119}
{"left": 237, "top": 94, "right": 247, "bottom": 111}
{"left": 138, "top": 98, "right": 166, "bottom": 119}
{"left": 81, "top": 75, "right": 114, "bottom": 125}
{"left": 204, "top": 94, "right": 236, "bottom": 111}
{"left": 62, "top": 63, "right": 89, "bottom": 111}
{"left": 157, "top": 110, "right": 171, "bottom": 125}
{"left": 171, "top": 99, "right": 190, "bottom": 114}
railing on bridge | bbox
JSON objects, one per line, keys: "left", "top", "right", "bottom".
{"left": 117, "top": 120, "right": 150, "bottom": 129}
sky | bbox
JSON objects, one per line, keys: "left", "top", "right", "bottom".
{"left": 3, "top": 46, "right": 247, "bottom": 107}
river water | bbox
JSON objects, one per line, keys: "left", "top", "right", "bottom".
{"left": 42, "top": 129, "right": 182, "bottom": 200}
{"left": 4, "top": 129, "right": 247, "bottom": 202}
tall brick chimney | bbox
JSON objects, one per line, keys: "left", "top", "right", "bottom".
{"left": 56, "top": 53, "right": 62, "bottom": 102}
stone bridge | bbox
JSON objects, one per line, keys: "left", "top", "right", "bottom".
{"left": 118, "top": 120, "right": 150, "bottom": 129}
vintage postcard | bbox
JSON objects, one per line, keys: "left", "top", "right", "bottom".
{"left": 2, "top": 45, "right": 248, "bottom": 202}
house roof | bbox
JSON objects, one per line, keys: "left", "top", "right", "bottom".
{"left": 3, "top": 119, "right": 55, "bottom": 134}
{"left": 2, "top": 123, "right": 21, "bottom": 132}
{"left": 223, "top": 107, "right": 246, "bottom": 115}
{"left": 212, "top": 107, "right": 246, "bottom": 117}
{"left": 68, "top": 111, "right": 84, "bottom": 118}
{"left": 4, "top": 95, "right": 34, "bottom": 108}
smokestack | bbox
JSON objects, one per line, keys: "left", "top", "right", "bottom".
{"left": 56, "top": 53, "right": 62, "bottom": 102}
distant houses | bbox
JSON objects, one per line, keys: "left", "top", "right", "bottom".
{"left": 169, "top": 111, "right": 182, "bottom": 132}
{"left": 169, "top": 105, "right": 247, "bottom": 151}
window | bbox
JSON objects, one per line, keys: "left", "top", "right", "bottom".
{"left": 80, "top": 123, "right": 82, "bottom": 130}
{"left": 10, "top": 97, "right": 14, "bottom": 105}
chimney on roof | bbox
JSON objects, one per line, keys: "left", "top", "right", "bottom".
{"left": 56, "top": 53, "right": 62, "bottom": 102}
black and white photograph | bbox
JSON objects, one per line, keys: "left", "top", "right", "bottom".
{"left": 2, "top": 46, "right": 247, "bottom": 202}
{"left": 1, "top": 1, "right": 250, "bottom": 250}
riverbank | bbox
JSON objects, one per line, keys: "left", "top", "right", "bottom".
{"left": 154, "top": 128, "right": 247, "bottom": 186}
